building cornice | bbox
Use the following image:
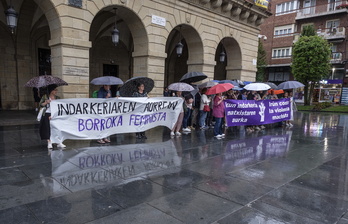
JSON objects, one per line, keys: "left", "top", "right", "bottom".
{"left": 180, "top": 0, "right": 272, "bottom": 27}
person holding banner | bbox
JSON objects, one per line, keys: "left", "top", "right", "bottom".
{"left": 133, "top": 83, "right": 148, "bottom": 139}
{"left": 96, "top": 85, "right": 112, "bottom": 144}
{"left": 171, "top": 91, "right": 184, "bottom": 137}
{"left": 39, "top": 84, "right": 66, "bottom": 149}
{"left": 213, "top": 92, "right": 226, "bottom": 139}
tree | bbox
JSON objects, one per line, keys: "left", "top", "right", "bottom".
{"left": 256, "top": 40, "right": 267, "bottom": 82}
{"left": 291, "top": 35, "right": 331, "bottom": 105}
{"left": 301, "top": 25, "right": 316, "bottom": 37}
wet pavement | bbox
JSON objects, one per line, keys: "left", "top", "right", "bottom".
{"left": 0, "top": 111, "right": 348, "bottom": 223}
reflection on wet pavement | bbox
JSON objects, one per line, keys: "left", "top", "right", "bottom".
{"left": 0, "top": 112, "right": 348, "bottom": 223}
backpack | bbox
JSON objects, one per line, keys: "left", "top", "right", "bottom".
{"left": 92, "top": 90, "right": 99, "bottom": 98}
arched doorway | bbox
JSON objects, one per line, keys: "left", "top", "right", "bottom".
{"left": 165, "top": 24, "right": 204, "bottom": 87}
{"left": 89, "top": 6, "right": 148, "bottom": 96}
{"left": 0, "top": 0, "right": 53, "bottom": 109}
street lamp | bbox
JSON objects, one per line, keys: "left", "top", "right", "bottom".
{"left": 5, "top": 4, "right": 18, "bottom": 34}
{"left": 219, "top": 39, "right": 226, "bottom": 63}
{"left": 111, "top": 8, "right": 119, "bottom": 46}
{"left": 258, "top": 34, "right": 267, "bottom": 41}
{"left": 176, "top": 26, "right": 183, "bottom": 57}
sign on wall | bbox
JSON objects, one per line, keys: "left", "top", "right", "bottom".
{"left": 254, "top": 0, "right": 269, "bottom": 9}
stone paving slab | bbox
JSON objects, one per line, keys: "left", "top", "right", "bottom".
{"left": 0, "top": 112, "right": 347, "bottom": 223}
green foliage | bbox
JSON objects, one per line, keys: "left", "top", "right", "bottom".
{"left": 312, "top": 102, "right": 332, "bottom": 111}
{"left": 301, "top": 25, "right": 316, "bottom": 37}
{"left": 292, "top": 36, "right": 331, "bottom": 83}
{"left": 256, "top": 40, "right": 267, "bottom": 82}
{"left": 291, "top": 35, "right": 331, "bottom": 105}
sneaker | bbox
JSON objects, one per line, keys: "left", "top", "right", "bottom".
{"left": 175, "top": 132, "right": 181, "bottom": 136}
{"left": 170, "top": 131, "right": 175, "bottom": 136}
{"left": 289, "top": 123, "right": 293, "bottom": 127}
{"left": 57, "top": 143, "right": 66, "bottom": 148}
{"left": 47, "top": 142, "right": 53, "bottom": 149}
{"left": 215, "top": 134, "right": 222, "bottom": 138}
{"left": 255, "top": 126, "right": 261, "bottom": 131}
{"left": 260, "top": 125, "right": 266, "bottom": 129}
{"left": 182, "top": 128, "right": 191, "bottom": 132}
{"left": 221, "top": 134, "right": 225, "bottom": 137}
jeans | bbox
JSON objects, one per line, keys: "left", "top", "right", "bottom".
{"left": 199, "top": 110, "right": 208, "bottom": 128}
{"left": 183, "top": 109, "right": 192, "bottom": 128}
{"left": 214, "top": 117, "right": 223, "bottom": 136}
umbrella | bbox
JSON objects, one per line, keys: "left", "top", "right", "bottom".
{"left": 244, "top": 83, "right": 271, "bottom": 91}
{"left": 219, "top": 80, "right": 240, "bottom": 87}
{"left": 90, "top": 76, "right": 123, "bottom": 85}
{"left": 168, "top": 82, "right": 194, "bottom": 92}
{"left": 180, "top": 71, "right": 207, "bottom": 84}
{"left": 206, "top": 83, "right": 234, "bottom": 95}
{"left": 278, "top": 81, "right": 305, "bottom": 89}
{"left": 24, "top": 75, "right": 68, "bottom": 88}
{"left": 198, "top": 80, "right": 218, "bottom": 88}
{"left": 264, "top": 82, "right": 278, "bottom": 90}
{"left": 119, "top": 76, "right": 154, "bottom": 97}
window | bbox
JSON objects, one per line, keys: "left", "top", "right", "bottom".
{"left": 328, "top": 0, "right": 342, "bottom": 11}
{"left": 272, "top": 47, "right": 292, "bottom": 58}
{"left": 274, "top": 25, "right": 295, "bottom": 37}
{"left": 276, "top": 1, "right": 299, "bottom": 15}
{"left": 326, "top": 20, "right": 340, "bottom": 29}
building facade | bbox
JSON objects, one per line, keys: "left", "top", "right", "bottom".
{"left": 260, "top": 0, "right": 348, "bottom": 103}
{"left": 0, "top": 0, "right": 270, "bottom": 110}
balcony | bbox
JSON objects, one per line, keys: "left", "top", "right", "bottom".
{"left": 331, "top": 52, "right": 343, "bottom": 63}
{"left": 296, "top": 2, "right": 348, "bottom": 20}
{"left": 317, "top": 27, "right": 346, "bottom": 42}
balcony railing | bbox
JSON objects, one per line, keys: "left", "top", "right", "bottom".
{"left": 296, "top": 2, "right": 348, "bottom": 20}
{"left": 317, "top": 27, "right": 346, "bottom": 40}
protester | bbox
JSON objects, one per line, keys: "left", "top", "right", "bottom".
{"left": 163, "top": 87, "right": 170, "bottom": 96}
{"left": 213, "top": 92, "right": 226, "bottom": 139}
{"left": 96, "top": 85, "right": 112, "bottom": 143}
{"left": 171, "top": 91, "right": 184, "bottom": 136}
{"left": 191, "top": 90, "right": 201, "bottom": 129}
{"left": 199, "top": 88, "right": 210, "bottom": 129}
{"left": 182, "top": 94, "right": 193, "bottom": 133}
{"left": 283, "top": 91, "right": 293, "bottom": 127}
{"left": 39, "top": 84, "right": 66, "bottom": 149}
{"left": 133, "top": 83, "right": 148, "bottom": 139}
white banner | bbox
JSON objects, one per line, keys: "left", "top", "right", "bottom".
{"left": 50, "top": 97, "right": 183, "bottom": 143}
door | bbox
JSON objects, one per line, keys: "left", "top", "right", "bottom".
{"left": 103, "top": 64, "right": 119, "bottom": 97}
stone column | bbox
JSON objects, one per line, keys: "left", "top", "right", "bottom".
{"left": 133, "top": 51, "right": 167, "bottom": 97}
{"left": 49, "top": 38, "right": 91, "bottom": 99}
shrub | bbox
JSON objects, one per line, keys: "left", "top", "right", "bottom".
{"left": 312, "top": 102, "right": 332, "bottom": 111}
{"left": 336, "top": 4, "right": 348, "bottom": 9}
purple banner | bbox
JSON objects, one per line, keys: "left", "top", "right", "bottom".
{"left": 224, "top": 99, "right": 292, "bottom": 127}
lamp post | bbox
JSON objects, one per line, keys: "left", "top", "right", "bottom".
{"left": 176, "top": 26, "right": 183, "bottom": 57}
{"left": 111, "top": 8, "right": 119, "bottom": 46}
{"left": 219, "top": 39, "right": 226, "bottom": 63}
{"left": 5, "top": 4, "right": 18, "bottom": 34}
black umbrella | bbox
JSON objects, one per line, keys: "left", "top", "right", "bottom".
{"left": 179, "top": 71, "right": 207, "bottom": 84}
{"left": 24, "top": 75, "right": 68, "bottom": 88}
{"left": 264, "top": 82, "right": 279, "bottom": 90}
{"left": 119, "top": 76, "right": 154, "bottom": 97}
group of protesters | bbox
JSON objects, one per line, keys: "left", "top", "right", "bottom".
{"left": 164, "top": 86, "right": 293, "bottom": 139}
{"left": 36, "top": 81, "right": 294, "bottom": 149}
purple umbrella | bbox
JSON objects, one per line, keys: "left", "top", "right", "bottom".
{"left": 24, "top": 75, "right": 68, "bottom": 88}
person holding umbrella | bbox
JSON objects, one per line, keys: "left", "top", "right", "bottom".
{"left": 213, "top": 92, "right": 226, "bottom": 139}
{"left": 39, "top": 84, "right": 66, "bottom": 149}
{"left": 133, "top": 82, "right": 148, "bottom": 139}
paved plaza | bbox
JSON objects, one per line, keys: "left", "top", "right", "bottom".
{"left": 0, "top": 111, "right": 348, "bottom": 223}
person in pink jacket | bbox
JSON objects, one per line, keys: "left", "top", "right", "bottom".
{"left": 213, "top": 93, "right": 226, "bottom": 139}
